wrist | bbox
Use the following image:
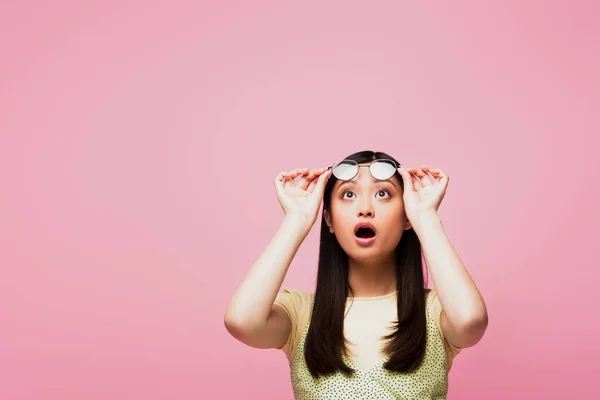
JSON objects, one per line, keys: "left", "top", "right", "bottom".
{"left": 282, "top": 213, "right": 313, "bottom": 236}
{"left": 411, "top": 212, "right": 442, "bottom": 232}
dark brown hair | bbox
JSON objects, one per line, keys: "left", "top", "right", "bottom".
{"left": 304, "top": 150, "right": 429, "bottom": 378}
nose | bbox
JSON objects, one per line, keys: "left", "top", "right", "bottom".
{"left": 357, "top": 197, "right": 374, "bottom": 218}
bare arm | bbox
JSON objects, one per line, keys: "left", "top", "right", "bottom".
{"left": 398, "top": 165, "right": 488, "bottom": 350}
{"left": 416, "top": 214, "right": 488, "bottom": 349}
{"left": 224, "top": 167, "right": 331, "bottom": 350}
{"left": 224, "top": 215, "right": 309, "bottom": 349}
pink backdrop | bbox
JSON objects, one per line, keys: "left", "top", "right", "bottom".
{"left": 1, "top": 1, "right": 598, "bottom": 399}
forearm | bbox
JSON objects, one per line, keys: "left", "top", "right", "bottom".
{"left": 413, "top": 213, "right": 487, "bottom": 327}
{"left": 224, "top": 215, "right": 309, "bottom": 329}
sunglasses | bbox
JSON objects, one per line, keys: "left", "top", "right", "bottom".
{"left": 327, "top": 159, "right": 400, "bottom": 181}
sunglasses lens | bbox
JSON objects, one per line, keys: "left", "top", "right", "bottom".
{"left": 370, "top": 160, "right": 397, "bottom": 180}
{"left": 332, "top": 160, "right": 358, "bottom": 181}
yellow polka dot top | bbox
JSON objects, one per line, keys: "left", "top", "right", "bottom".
{"left": 274, "top": 288, "right": 461, "bottom": 400}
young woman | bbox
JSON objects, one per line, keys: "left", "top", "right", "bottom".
{"left": 224, "top": 150, "right": 488, "bottom": 399}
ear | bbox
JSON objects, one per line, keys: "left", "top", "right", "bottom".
{"left": 404, "top": 218, "right": 412, "bottom": 231}
{"left": 324, "top": 209, "right": 334, "bottom": 233}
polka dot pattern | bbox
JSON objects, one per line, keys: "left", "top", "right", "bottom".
{"left": 288, "top": 292, "right": 450, "bottom": 399}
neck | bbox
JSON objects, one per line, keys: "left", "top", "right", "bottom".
{"left": 347, "top": 253, "right": 397, "bottom": 298}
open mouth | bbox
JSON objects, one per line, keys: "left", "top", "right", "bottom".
{"left": 355, "top": 227, "right": 376, "bottom": 239}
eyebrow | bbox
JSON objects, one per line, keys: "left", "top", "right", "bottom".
{"left": 338, "top": 179, "right": 399, "bottom": 190}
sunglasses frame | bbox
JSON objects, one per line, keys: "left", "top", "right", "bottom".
{"left": 327, "top": 158, "right": 400, "bottom": 181}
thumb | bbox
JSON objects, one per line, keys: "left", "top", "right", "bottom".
{"left": 312, "top": 169, "right": 332, "bottom": 199}
{"left": 398, "top": 166, "right": 414, "bottom": 193}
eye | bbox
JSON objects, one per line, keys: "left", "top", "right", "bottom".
{"left": 376, "top": 189, "right": 390, "bottom": 198}
{"left": 342, "top": 191, "right": 355, "bottom": 199}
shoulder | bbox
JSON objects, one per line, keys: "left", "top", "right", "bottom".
{"left": 273, "top": 287, "right": 314, "bottom": 362}
{"left": 424, "top": 288, "right": 435, "bottom": 308}
{"left": 274, "top": 287, "right": 313, "bottom": 306}
{"left": 425, "top": 288, "right": 463, "bottom": 368}
{"left": 425, "top": 288, "right": 441, "bottom": 324}
{"left": 277, "top": 287, "right": 314, "bottom": 301}
{"left": 274, "top": 287, "right": 314, "bottom": 323}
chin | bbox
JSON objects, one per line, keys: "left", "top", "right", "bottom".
{"left": 347, "top": 245, "right": 393, "bottom": 262}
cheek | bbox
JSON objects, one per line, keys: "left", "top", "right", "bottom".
{"left": 377, "top": 202, "right": 406, "bottom": 229}
{"left": 329, "top": 205, "right": 356, "bottom": 237}
{"left": 378, "top": 198, "right": 404, "bottom": 215}
{"left": 331, "top": 209, "right": 353, "bottom": 233}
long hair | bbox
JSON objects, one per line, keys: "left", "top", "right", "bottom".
{"left": 304, "top": 150, "right": 428, "bottom": 378}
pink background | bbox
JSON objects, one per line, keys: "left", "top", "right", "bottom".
{"left": 1, "top": 1, "right": 598, "bottom": 399}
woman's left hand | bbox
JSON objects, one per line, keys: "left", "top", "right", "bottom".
{"left": 397, "top": 164, "right": 449, "bottom": 225}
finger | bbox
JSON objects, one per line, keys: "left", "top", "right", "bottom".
{"left": 274, "top": 171, "right": 291, "bottom": 197}
{"left": 415, "top": 168, "right": 433, "bottom": 187}
{"left": 411, "top": 174, "right": 423, "bottom": 190}
{"left": 397, "top": 166, "right": 414, "bottom": 192}
{"left": 422, "top": 165, "right": 443, "bottom": 185}
{"left": 308, "top": 167, "right": 329, "bottom": 192}
{"left": 405, "top": 167, "right": 424, "bottom": 181}
{"left": 312, "top": 169, "right": 332, "bottom": 198}
{"left": 281, "top": 168, "right": 307, "bottom": 180}
{"left": 423, "top": 167, "right": 448, "bottom": 184}
{"left": 421, "top": 165, "right": 436, "bottom": 176}
{"left": 282, "top": 168, "right": 308, "bottom": 188}
{"left": 296, "top": 169, "right": 315, "bottom": 190}
{"left": 422, "top": 166, "right": 440, "bottom": 174}
{"left": 308, "top": 168, "right": 327, "bottom": 189}
{"left": 306, "top": 167, "right": 328, "bottom": 180}
{"left": 284, "top": 172, "right": 301, "bottom": 189}
{"left": 312, "top": 167, "right": 328, "bottom": 176}
{"left": 435, "top": 168, "right": 449, "bottom": 186}
{"left": 274, "top": 171, "right": 286, "bottom": 191}
{"left": 307, "top": 176, "right": 318, "bottom": 192}
{"left": 422, "top": 165, "right": 442, "bottom": 173}
{"left": 424, "top": 169, "right": 441, "bottom": 182}
{"left": 404, "top": 167, "right": 423, "bottom": 189}
{"left": 281, "top": 177, "right": 293, "bottom": 189}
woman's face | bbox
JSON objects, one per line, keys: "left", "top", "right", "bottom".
{"left": 324, "top": 163, "right": 412, "bottom": 263}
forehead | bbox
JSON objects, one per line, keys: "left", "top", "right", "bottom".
{"left": 333, "top": 165, "right": 401, "bottom": 189}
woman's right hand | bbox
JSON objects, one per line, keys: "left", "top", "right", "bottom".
{"left": 273, "top": 167, "right": 332, "bottom": 231}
